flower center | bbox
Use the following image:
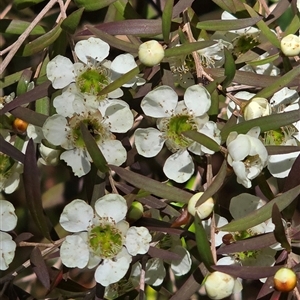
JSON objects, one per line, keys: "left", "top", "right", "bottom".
{"left": 70, "top": 114, "right": 112, "bottom": 148}
{"left": 165, "top": 114, "right": 196, "bottom": 151}
{"left": 76, "top": 66, "right": 109, "bottom": 97}
{"left": 233, "top": 34, "right": 260, "bottom": 56}
{"left": 89, "top": 223, "right": 123, "bottom": 259}
{"left": 243, "top": 154, "right": 260, "bottom": 168}
{"left": 263, "top": 126, "right": 296, "bottom": 146}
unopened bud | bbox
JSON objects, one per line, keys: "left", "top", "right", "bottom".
{"left": 244, "top": 97, "right": 271, "bottom": 121}
{"left": 127, "top": 201, "right": 144, "bottom": 222}
{"left": 281, "top": 34, "right": 300, "bottom": 57}
{"left": 138, "top": 40, "right": 164, "bottom": 67}
{"left": 188, "top": 192, "right": 214, "bottom": 219}
{"left": 274, "top": 267, "right": 297, "bottom": 292}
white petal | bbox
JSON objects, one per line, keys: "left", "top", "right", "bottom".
{"left": 227, "top": 135, "right": 251, "bottom": 161}
{"left": 60, "top": 235, "right": 89, "bottom": 268}
{"left": 46, "top": 55, "right": 75, "bottom": 89}
{"left": 170, "top": 245, "right": 192, "bottom": 276}
{"left": 42, "top": 115, "right": 70, "bottom": 147}
{"left": 0, "top": 200, "right": 18, "bottom": 231}
{"left": 0, "top": 232, "right": 16, "bottom": 270}
{"left": 229, "top": 194, "right": 264, "bottom": 220}
{"left": 100, "top": 100, "right": 133, "bottom": 132}
{"left": 125, "top": 226, "right": 151, "bottom": 255}
{"left": 145, "top": 258, "right": 166, "bottom": 286}
{"left": 26, "top": 124, "right": 44, "bottom": 143}
{"left": 75, "top": 37, "right": 109, "bottom": 64}
{"left": 59, "top": 199, "right": 93, "bottom": 232}
{"left": 163, "top": 150, "right": 194, "bottom": 183}
{"left": 232, "top": 161, "right": 251, "bottom": 188}
{"left": 94, "top": 248, "right": 132, "bottom": 286}
{"left": 2, "top": 171, "right": 21, "bottom": 194}
{"left": 60, "top": 148, "right": 91, "bottom": 177}
{"left": 268, "top": 152, "right": 300, "bottom": 178}
{"left": 134, "top": 128, "right": 165, "bottom": 157}
{"left": 95, "top": 194, "right": 127, "bottom": 223}
{"left": 99, "top": 139, "right": 127, "bottom": 166}
{"left": 184, "top": 85, "right": 211, "bottom": 116}
{"left": 141, "top": 86, "right": 178, "bottom": 118}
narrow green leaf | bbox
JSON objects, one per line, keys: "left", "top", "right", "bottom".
{"left": 86, "top": 25, "right": 139, "bottom": 53}
{"left": 113, "top": 0, "right": 141, "bottom": 19}
{"left": 165, "top": 41, "right": 216, "bottom": 58}
{"left": 0, "top": 134, "right": 25, "bottom": 164}
{"left": 16, "top": 69, "right": 33, "bottom": 96}
{"left": 162, "top": 0, "right": 174, "bottom": 43}
{"left": 80, "top": 123, "right": 109, "bottom": 173}
{"left": 0, "top": 69, "right": 31, "bottom": 89}
{"left": 74, "top": 0, "right": 118, "bottom": 11}
{"left": 219, "top": 184, "right": 300, "bottom": 232}
{"left": 23, "top": 139, "right": 52, "bottom": 241}
{"left": 246, "top": 52, "right": 279, "bottom": 67}
{"left": 222, "top": 47, "right": 236, "bottom": 89}
{"left": 98, "top": 64, "right": 144, "bottom": 96}
{"left": 196, "top": 17, "right": 262, "bottom": 31}
{"left": 194, "top": 213, "right": 215, "bottom": 271}
{"left": 272, "top": 204, "right": 291, "bottom": 251}
{"left": 244, "top": 4, "right": 280, "bottom": 48}
{"left": 17, "top": 23, "right": 62, "bottom": 56}
{"left": 0, "top": 19, "right": 46, "bottom": 35}
{"left": 109, "top": 165, "right": 193, "bottom": 203}
{"left": 182, "top": 130, "right": 221, "bottom": 152}
{"left": 255, "top": 65, "right": 300, "bottom": 99}
{"left": 211, "top": 0, "right": 245, "bottom": 13}
{"left": 61, "top": 8, "right": 84, "bottom": 34}
{"left": 284, "top": 14, "right": 300, "bottom": 36}
{"left": 13, "top": 0, "right": 45, "bottom": 9}
{"left": 35, "top": 96, "right": 50, "bottom": 116}
{"left": 220, "top": 110, "right": 300, "bottom": 142}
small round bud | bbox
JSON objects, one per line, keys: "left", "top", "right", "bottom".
{"left": 188, "top": 192, "right": 214, "bottom": 219}
{"left": 281, "top": 34, "right": 300, "bottom": 57}
{"left": 13, "top": 118, "right": 28, "bottom": 134}
{"left": 138, "top": 40, "right": 165, "bottom": 67}
{"left": 127, "top": 201, "right": 144, "bottom": 222}
{"left": 243, "top": 97, "right": 272, "bottom": 121}
{"left": 205, "top": 271, "right": 235, "bottom": 299}
{"left": 274, "top": 267, "right": 297, "bottom": 292}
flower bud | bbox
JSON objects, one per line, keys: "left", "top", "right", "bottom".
{"left": 274, "top": 267, "right": 297, "bottom": 292}
{"left": 138, "top": 40, "right": 164, "bottom": 67}
{"left": 127, "top": 201, "right": 144, "bottom": 222}
{"left": 39, "top": 143, "right": 61, "bottom": 166}
{"left": 281, "top": 34, "right": 300, "bottom": 57}
{"left": 243, "top": 97, "right": 272, "bottom": 121}
{"left": 13, "top": 118, "right": 28, "bottom": 134}
{"left": 205, "top": 271, "right": 235, "bottom": 299}
{"left": 188, "top": 192, "right": 214, "bottom": 219}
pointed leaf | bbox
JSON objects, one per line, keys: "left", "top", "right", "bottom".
{"left": 222, "top": 47, "right": 236, "bottom": 89}
{"left": 0, "top": 19, "right": 46, "bottom": 35}
{"left": 80, "top": 123, "right": 109, "bottom": 173}
{"left": 30, "top": 247, "right": 50, "bottom": 290}
{"left": 266, "top": 146, "right": 300, "bottom": 155}
{"left": 17, "top": 23, "right": 62, "bottom": 56}
{"left": 0, "top": 134, "right": 24, "bottom": 164}
{"left": 212, "top": 265, "right": 281, "bottom": 279}
{"left": 11, "top": 106, "right": 48, "bottom": 127}
{"left": 73, "top": 0, "right": 118, "bottom": 11}
{"left": 194, "top": 213, "right": 215, "bottom": 271}
{"left": 182, "top": 130, "right": 221, "bottom": 152}
{"left": 196, "top": 17, "right": 262, "bottom": 31}
{"left": 162, "top": 0, "right": 174, "bottom": 43}
{"left": 13, "top": 0, "right": 45, "bottom": 9}
{"left": 165, "top": 41, "right": 216, "bottom": 58}
{"left": 219, "top": 185, "right": 300, "bottom": 232}
{"left": 272, "top": 203, "right": 291, "bottom": 251}
{"left": 61, "top": 8, "right": 84, "bottom": 34}
{"left": 109, "top": 165, "right": 193, "bottom": 203}
{"left": 23, "top": 140, "right": 52, "bottom": 240}
{"left": 220, "top": 110, "right": 300, "bottom": 142}
{"left": 211, "top": 0, "right": 245, "bottom": 13}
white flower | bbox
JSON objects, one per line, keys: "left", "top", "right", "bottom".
{"left": 42, "top": 101, "right": 132, "bottom": 177}
{"left": 226, "top": 127, "right": 268, "bottom": 188}
{"left": 297, "top": 0, "right": 300, "bottom": 12}
{"left": 59, "top": 195, "right": 151, "bottom": 286}
{"left": 134, "top": 85, "right": 218, "bottom": 183}
{"left": 138, "top": 40, "right": 165, "bottom": 67}
{"left": 243, "top": 97, "right": 272, "bottom": 121}
{"left": 0, "top": 200, "right": 17, "bottom": 270}
{"left": 265, "top": 88, "right": 300, "bottom": 178}
{"left": 204, "top": 271, "right": 242, "bottom": 299}
{"left": 46, "top": 37, "right": 141, "bottom": 108}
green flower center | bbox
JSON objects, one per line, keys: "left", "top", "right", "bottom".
{"left": 166, "top": 115, "right": 196, "bottom": 150}
{"left": 0, "top": 153, "right": 14, "bottom": 179}
{"left": 233, "top": 34, "right": 260, "bottom": 56}
{"left": 233, "top": 230, "right": 258, "bottom": 262}
{"left": 77, "top": 66, "right": 109, "bottom": 97}
{"left": 70, "top": 115, "right": 111, "bottom": 148}
{"left": 264, "top": 126, "right": 296, "bottom": 146}
{"left": 89, "top": 223, "right": 123, "bottom": 259}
